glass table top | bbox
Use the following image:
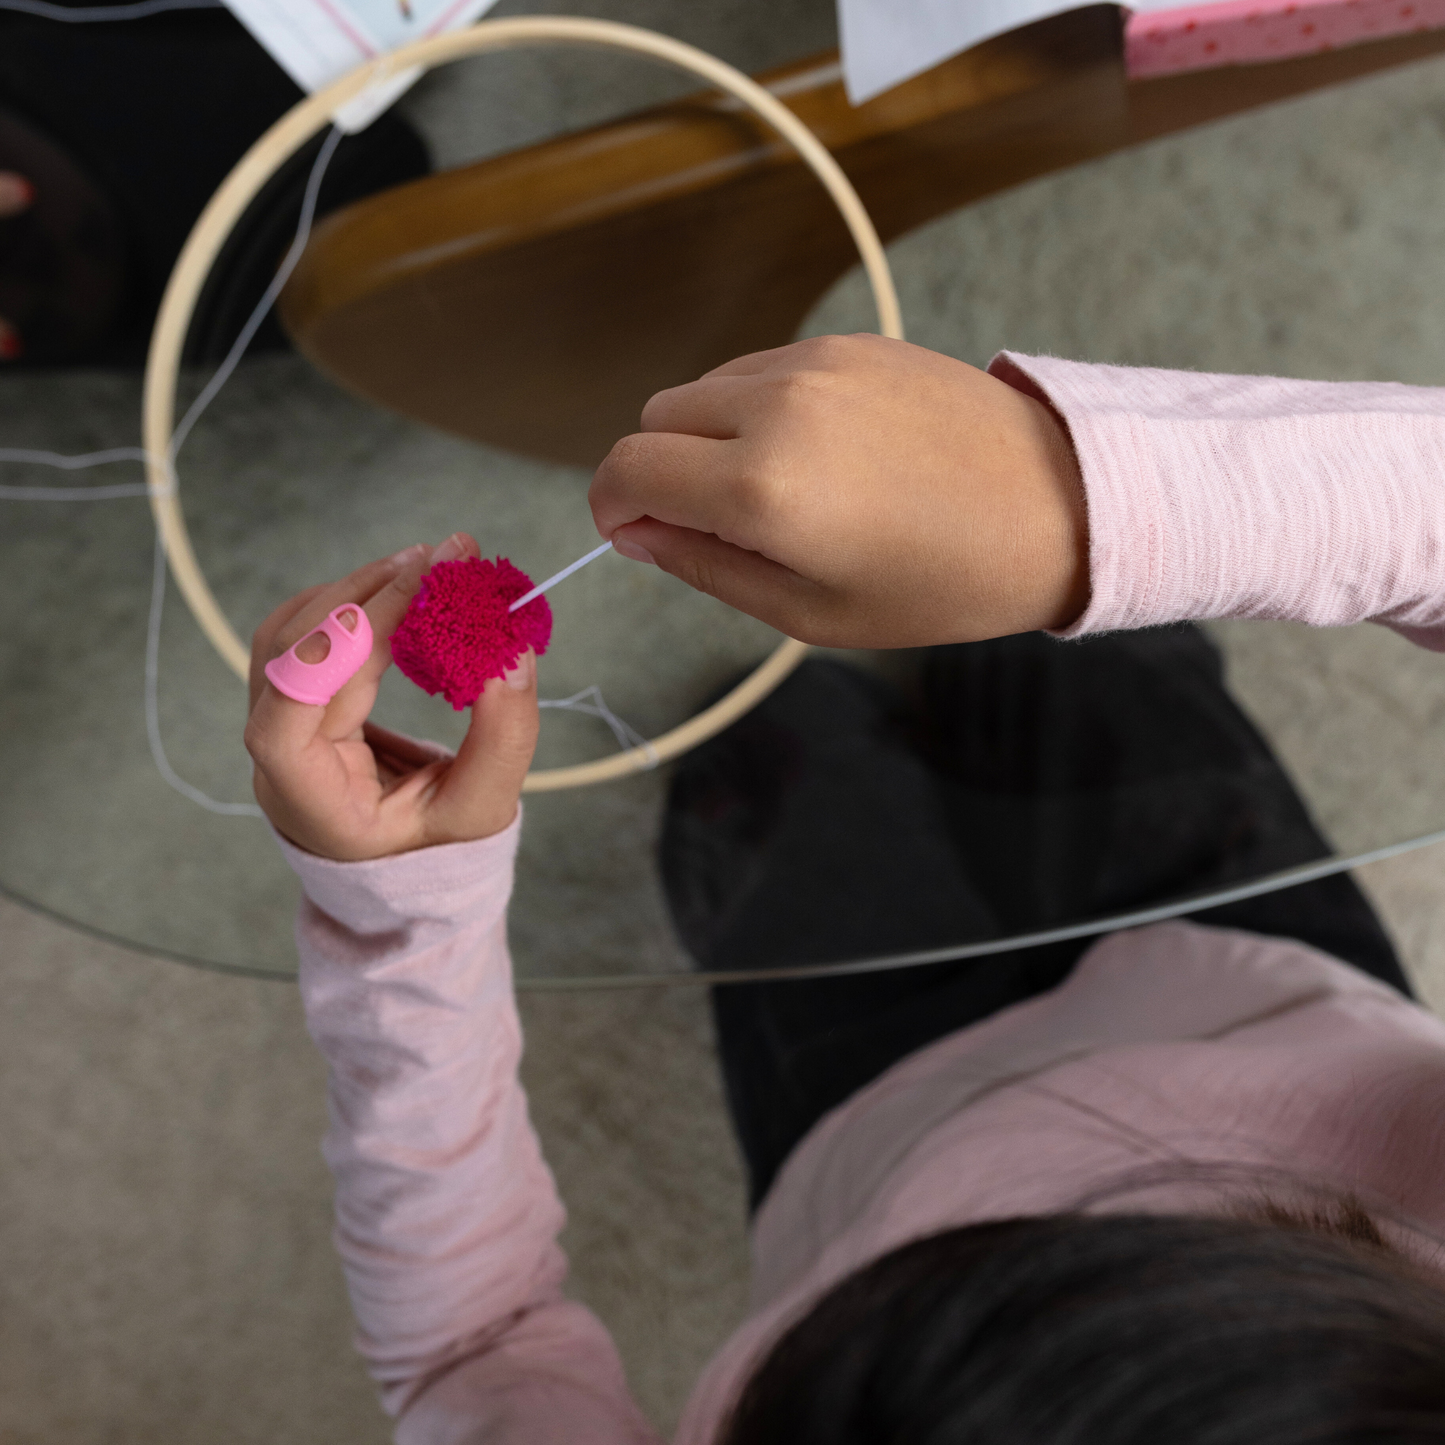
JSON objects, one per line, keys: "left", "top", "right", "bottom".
{"left": 5, "top": 351, "right": 1445, "bottom": 987}
{"left": 7, "top": 60, "right": 1445, "bottom": 987}
{"left": 0, "top": 354, "right": 797, "bottom": 984}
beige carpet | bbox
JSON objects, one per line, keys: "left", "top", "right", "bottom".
{"left": 5, "top": 7, "right": 1445, "bottom": 1441}
{"left": 0, "top": 894, "right": 749, "bottom": 1442}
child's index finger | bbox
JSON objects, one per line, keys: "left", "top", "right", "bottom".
{"left": 250, "top": 583, "right": 329, "bottom": 706}
{"left": 248, "top": 548, "right": 429, "bottom": 712}
{"left": 272, "top": 548, "right": 426, "bottom": 656}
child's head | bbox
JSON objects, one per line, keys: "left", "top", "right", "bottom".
{"left": 722, "top": 1211, "right": 1445, "bottom": 1445}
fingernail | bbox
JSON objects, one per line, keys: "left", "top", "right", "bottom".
{"left": 433, "top": 532, "right": 467, "bottom": 563}
{"left": 613, "top": 537, "right": 655, "bottom": 565}
{"left": 388, "top": 543, "right": 426, "bottom": 565}
{"left": 504, "top": 650, "right": 534, "bottom": 690}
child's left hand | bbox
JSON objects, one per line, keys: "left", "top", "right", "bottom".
{"left": 244, "top": 532, "right": 539, "bottom": 862}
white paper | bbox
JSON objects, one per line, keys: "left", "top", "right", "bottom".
{"left": 222, "top": 0, "right": 501, "bottom": 130}
{"left": 838, "top": 0, "right": 1089, "bottom": 104}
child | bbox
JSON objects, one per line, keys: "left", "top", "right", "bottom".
{"left": 245, "top": 336, "right": 1445, "bottom": 1443}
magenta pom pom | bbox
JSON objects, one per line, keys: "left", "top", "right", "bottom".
{"left": 391, "top": 556, "right": 552, "bottom": 710}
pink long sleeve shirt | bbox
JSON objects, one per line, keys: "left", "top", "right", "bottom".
{"left": 286, "top": 355, "right": 1445, "bottom": 1444}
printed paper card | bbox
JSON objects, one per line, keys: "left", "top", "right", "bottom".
{"left": 838, "top": 0, "right": 1078, "bottom": 104}
{"left": 222, "top": 0, "right": 501, "bottom": 129}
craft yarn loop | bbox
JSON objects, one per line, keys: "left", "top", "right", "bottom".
{"left": 141, "top": 15, "right": 904, "bottom": 791}
{"left": 394, "top": 557, "right": 553, "bottom": 709}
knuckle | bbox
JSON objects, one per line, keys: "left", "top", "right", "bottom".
{"left": 269, "top": 624, "right": 304, "bottom": 659}
{"left": 269, "top": 611, "right": 323, "bottom": 660}
{"left": 602, "top": 431, "right": 651, "bottom": 475}
{"left": 800, "top": 333, "right": 851, "bottom": 363}
{"left": 735, "top": 435, "right": 808, "bottom": 527}
{"left": 773, "top": 367, "right": 831, "bottom": 405}
{"left": 590, "top": 435, "right": 650, "bottom": 515}
{"left": 795, "top": 333, "right": 868, "bottom": 371}
{"left": 675, "top": 554, "right": 722, "bottom": 600}
{"left": 376, "top": 572, "right": 418, "bottom": 611}
{"left": 759, "top": 366, "right": 841, "bottom": 430}
{"left": 242, "top": 715, "right": 271, "bottom": 764}
{"left": 499, "top": 726, "right": 539, "bottom": 770}
{"left": 638, "top": 384, "right": 682, "bottom": 431}
{"left": 729, "top": 462, "right": 781, "bottom": 523}
{"left": 251, "top": 611, "right": 286, "bottom": 661}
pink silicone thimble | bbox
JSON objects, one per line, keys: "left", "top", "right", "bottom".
{"left": 264, "top": 606, "right": 374, "bottom": 706}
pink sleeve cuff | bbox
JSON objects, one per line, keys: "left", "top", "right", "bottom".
{"left": 272, "top": 810, "right": 523, "bottom": 940}
{"left": 989, "top": 352, "right": 1445, "bottom": 649}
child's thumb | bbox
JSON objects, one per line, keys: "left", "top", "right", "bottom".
{"left": 430, "top": 651, "right": 540, "bottom": 841}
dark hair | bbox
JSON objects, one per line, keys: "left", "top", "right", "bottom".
{"left": 721, "top": 1212, "right": 1445, "bottom": 1445}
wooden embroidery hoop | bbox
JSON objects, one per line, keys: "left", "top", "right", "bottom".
{"left": 141, "top": 15, "right": 904, "bottom": 792}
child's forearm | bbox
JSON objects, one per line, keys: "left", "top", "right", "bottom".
{"left": 992, "top": 353, "right": 1445, "bottom": 647}
{"left": 246, "top": 539, "right": 653, "bottom": 1438}
{"left": 283, "top": 821, "right": 656, "bottom": 1442}
{"left": 289, "top": 819, "right": 556, "bottom": 1401}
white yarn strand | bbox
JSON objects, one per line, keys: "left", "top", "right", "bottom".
{"left": 513, "top": 550, "right": 655, "bottom": 768}
{"left": 168, "top": 125, "right": 345, "bottom": 462}
{"left": 509, "top": 539, "right": 615, "bottom": 612}
{"left": 0, "top": 128, "right": 348, "bottom": 817}
{"left": 0, "top": 445, "right": 151, "bottom": 468}
{"left": 539, "top": 685, "right": 659, "bottom": 769}
{"left": 522, "top": 826, "right": 1445, "bottom": 991}
{"left": 144, "top": 531, "right": 263, "bottom": 815}
{"left": 0, "top": 480, "right": 150, "bottom": 500}
{"left": 0, "top": 123, "right": 651, "bottom": 821}
{"left": 0, "top": 447, "right": 167, "bottom": 499}
{"left": 0, "top": 0, "right": 221, "bottom": 19}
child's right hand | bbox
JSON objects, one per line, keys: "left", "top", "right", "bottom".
{"left": 588, "top": 334, "right": 1090, "bottom": 648}
{"left": 244, "top": 533, "right": 539, "bottom": 862}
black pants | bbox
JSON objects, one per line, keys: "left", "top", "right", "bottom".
{"left": 659, "top": 627, "right": 1411, "bottom": 1211}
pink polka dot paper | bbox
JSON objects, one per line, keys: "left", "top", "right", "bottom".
{"left": 1126, "top": 0, "right": 1445, "bottom": 77}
